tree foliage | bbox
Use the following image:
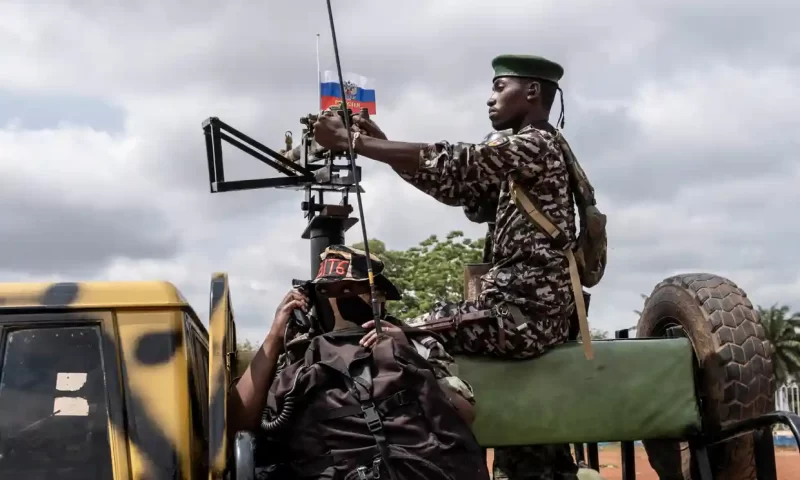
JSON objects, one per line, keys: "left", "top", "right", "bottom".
{"left": 351, "top": 231, "right": 484, "bottom": 319}
{"left": 591, "top": 329, "right": 609, "bottom": 340}
{"left": 758, "top": 303, "right": 800, "bottom": 387}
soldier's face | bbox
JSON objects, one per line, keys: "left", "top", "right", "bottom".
{"left": 487, "top": 77, "right": 537, "bottom": 130}
{"left": 327, "top": 292, "right": 386, "bottom": 325}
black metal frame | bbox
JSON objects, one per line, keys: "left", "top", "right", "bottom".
{"left": 202, "top": 114, "right": 365, "bottom": 315}
{"left": 572, "top": 327, "right": 800, "bottom": 480}
{"left": 202, "top": 116, "right": 362, "bottom": 196}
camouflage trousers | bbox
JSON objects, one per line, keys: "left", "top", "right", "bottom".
{"left": 405, "top": 299, "right": 570, "bottom": 359}
{"left": 406, "top": 300, "right": 577, "bottom": 479}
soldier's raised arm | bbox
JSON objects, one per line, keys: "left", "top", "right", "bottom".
{"left": 312, "top": 55, "right": 565, "bottom": 207}
{"left": 399, "top": 131, "right": 552, "bottom": 196}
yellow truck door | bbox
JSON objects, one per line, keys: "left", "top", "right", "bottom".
{"left": 208, "top": 273, "right": 237, "bottom": 479}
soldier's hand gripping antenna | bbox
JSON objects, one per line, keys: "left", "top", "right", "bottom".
{"left": 325, "top": 0, "right": 383, "bottom": 336}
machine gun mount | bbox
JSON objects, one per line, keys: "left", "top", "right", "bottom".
{"left": 202, "top": 106, "right": 369, "bottom": 279}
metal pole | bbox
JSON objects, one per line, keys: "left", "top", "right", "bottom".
{"left": 316, "top": 33, "right": 321, "bottom": 110}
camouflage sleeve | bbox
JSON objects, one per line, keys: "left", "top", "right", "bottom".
{"left": 462, "top": 185, "right": 499, "bottom": 224}
{"left": 397, "top": 162, "right": 481, "bottom": 208}
{"left": 397, "top": 131, "right": 548, "bottom": 205}
{"left": 410, "top": 335, "right": 475, "bottom": 405}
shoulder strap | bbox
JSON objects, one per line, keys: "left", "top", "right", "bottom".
{"left": 509, "top": 179, "right": 568, "bottom": 246}
{"left": 508, "top": 177, "right": 594, "bottom": 361}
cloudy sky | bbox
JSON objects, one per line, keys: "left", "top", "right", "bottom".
{"left": 1, "top": 1, "right": 798, "bottom": 343}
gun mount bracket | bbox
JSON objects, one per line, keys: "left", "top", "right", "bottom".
{"left": 203, "top": 116, "right": 364, "bottom": 195}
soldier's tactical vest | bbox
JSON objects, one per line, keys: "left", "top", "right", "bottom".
{"left": 260, "top": 328, "right": 490, "bottom": 480}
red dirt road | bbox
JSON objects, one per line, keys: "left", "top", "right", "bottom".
{"left": 485, "top": 446, "right": 800, "bottom": 479}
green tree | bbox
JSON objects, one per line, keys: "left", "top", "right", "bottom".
{"left": 352, "top": 231, "right": 484, "bottom": 319}
{"left": 591, "top": 329, "right": 609, "bottom": 340}
{"left": 237, "top": 339, "right": 257, "bottom": 351}
{"left": 758, "top": 304, "right": 800, "bottom": 388}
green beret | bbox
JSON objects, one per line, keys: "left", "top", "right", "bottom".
{"left": 492, "top": 54, "right": 564, "bottom": 84}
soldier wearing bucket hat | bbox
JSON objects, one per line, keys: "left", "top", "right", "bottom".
{"left": 229, "top": 244, "right": 480, "bottom": 435}
{"left": 308, "top": 245, "right": 404, "bottom": 344}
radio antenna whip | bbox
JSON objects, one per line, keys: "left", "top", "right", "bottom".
{"left": 325, "top": 0, "right": 383, "bottom": 335}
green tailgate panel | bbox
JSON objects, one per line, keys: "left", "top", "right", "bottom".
{"left": 454, "top": 338, "right": 702, "bottom": 446}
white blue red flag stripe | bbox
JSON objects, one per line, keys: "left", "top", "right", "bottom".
{"left": 319, "top": 70, "right": 377, "bottom": 115}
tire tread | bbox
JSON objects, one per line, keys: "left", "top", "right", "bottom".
{"left": 637, "top": 273, "right": 774, "bottom": 480}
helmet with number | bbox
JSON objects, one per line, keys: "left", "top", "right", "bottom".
{"left": 312, "top": 245, "right": 401, "bottom": 301}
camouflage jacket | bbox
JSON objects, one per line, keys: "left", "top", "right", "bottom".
{"left": 398, "top": 123, "right": 577, "bottom": 322}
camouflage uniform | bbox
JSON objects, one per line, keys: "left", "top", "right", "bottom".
{"left": 401, "top": 123, "right": 577, "bottom": 359}
{"left": 398, "top": 123, "right": 579, "bottom": 479}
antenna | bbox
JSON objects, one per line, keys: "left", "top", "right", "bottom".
{"left": 324, "top": 0, "right": 383, "bottom": 335}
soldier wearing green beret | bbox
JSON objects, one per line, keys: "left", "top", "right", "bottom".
{"left": 314, "top": 54, "right": 589, "bottom": 479}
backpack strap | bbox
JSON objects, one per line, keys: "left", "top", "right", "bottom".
{"left": 509, "top": 177, "right": 594, "bottom": 361}
{"left": 348, "top": 354, "right": 400, "bottom": 480}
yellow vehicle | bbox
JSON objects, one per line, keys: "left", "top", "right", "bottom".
{"left": 0, "top": 279, "right": 220, "bottom": 479}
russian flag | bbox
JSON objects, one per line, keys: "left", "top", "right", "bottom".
{"left": 320, "top": 70, "right": 377, "bottom": 115}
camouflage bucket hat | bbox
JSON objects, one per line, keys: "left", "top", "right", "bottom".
{"left": 312, "top": 245, "right": 402, "bottom": 301}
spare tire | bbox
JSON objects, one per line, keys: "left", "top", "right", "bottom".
{"left": 636, "top": 273, "right": 774, "bottom": 480}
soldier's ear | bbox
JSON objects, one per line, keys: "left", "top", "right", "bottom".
{"left": 526, "top": 81, "right": 541, "bottom": 102}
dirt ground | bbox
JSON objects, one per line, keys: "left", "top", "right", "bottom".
{"left": 485, "top": 445, "right": 800, "bottom": 479}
